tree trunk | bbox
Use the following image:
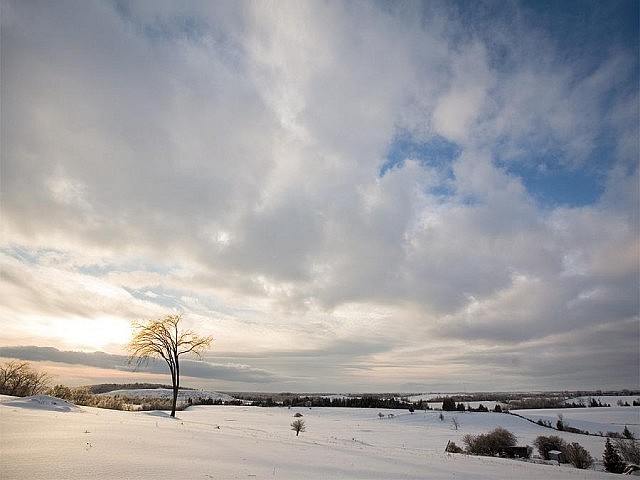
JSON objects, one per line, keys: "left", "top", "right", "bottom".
{"left": 171, "top": 384, "right": 178, "bottom": 417}
{"left": 170, "top": 364, "right": 178, "bottom": 418}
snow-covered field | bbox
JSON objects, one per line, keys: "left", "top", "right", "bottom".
{"left": 1, "top": 394, "right": 633, "bottom": 480}
{"left": 516, "top": 407, "right": 640, "bottom": 437}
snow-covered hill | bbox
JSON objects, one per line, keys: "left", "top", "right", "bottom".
{"left": 2, "top": 397, "right": 633, "bottom": 479}
{"left": 515, "top": 406, "right": 640, "bottom": 438}
{"left": 0, "top": 394, "right": 81, "bottom": 412}
{"left": 97, "top": 387, "right": 236, "bottom": 403}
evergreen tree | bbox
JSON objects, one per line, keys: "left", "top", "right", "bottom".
{"left": 603, "top": 438, "right": 626, "bottom": 474}
{"left": 442, "top": 397, "right": 456, "bottom": 411}
{"left": 623, "top": 425, "right": 634, "bottom": 440}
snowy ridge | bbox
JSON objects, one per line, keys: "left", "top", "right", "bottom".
{"left": 98, "top": 388, "right": 236, "bottom": 403}
{"left": 1, "top": 394, "right": 81, "bottom": 412}
{"left": 515, "top": 407, "right": 640, "bottom": 438}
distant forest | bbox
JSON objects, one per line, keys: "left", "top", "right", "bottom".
{"left": 88, "top": 384, "right": 640, "bottom": 411}
{"left": 87, "top": 383, "right": 197, "bottom": 394}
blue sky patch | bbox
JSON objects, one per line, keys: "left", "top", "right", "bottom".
{"left": 380, "top": 134, "right": 461, "bottom": 178}
{"left": 506, "top": 161, "right": 605, "bottom": 208}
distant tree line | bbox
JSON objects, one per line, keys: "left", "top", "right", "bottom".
{"left": 186, "top": 396, "right": 243, "bottom": 406}
{"left": 86, "top": 383, "right": 187, "bottom": 394}
{"left": 239, "top": 394, "right": 426, "bottom": 410}
{"left": 440, "top": 396, "right": 502, "bottom": 412}
{"left": 431, "top": 390, "right": 639, "bottom": 410}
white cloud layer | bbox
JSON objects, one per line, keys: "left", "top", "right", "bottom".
{"left": 1, "top": 0, "right": 637, "bottom": 391}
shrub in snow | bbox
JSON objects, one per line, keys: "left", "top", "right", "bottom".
{"left": 291, "top": 418, "right": 305, "bottom": 436}
{"left": 48, "top": 385, "right": 127, "bottom": 410}
{"left": 565, "top": 442, "right": 593, "bottom": 469}
{"left": 623, "top": 426, "right": 635, "bottom": 440}
{"left": 556, "top": 414, "right": 565, "bottom": 431}
{"left": 0, "top": 361, "right": 50, "bottom": 397}
{"left": 536, "top": 418, "right": 552, "bottom": 428}
{"left": 603, "top": 438, "right": 626, "bottom": 474}
{"left": 445, "top": 441, "right": 463, "bottom": 453}
{"left": 462, "top": 427, "right": 516, "bottom": 457}
{"left": 533, "top": 435, "right": 566, "bottom": 460}
{"left": 615, "top": 438, "right": 640, "bottom": 465}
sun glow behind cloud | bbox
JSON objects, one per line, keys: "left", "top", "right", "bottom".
{"left": 20, "top": 315, "right": 132, "bottom": 353}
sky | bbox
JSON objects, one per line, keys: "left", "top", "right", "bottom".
{"left": 1, "top": 0, "right": 638, "bottom": 394}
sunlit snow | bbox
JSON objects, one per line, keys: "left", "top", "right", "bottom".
{"left": 2, "top": 395, "right": 634, "bottom": 479}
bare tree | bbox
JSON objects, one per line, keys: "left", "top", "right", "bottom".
{"left": 127, "top": 314, "right": 212, "bottom": 417}
{"left": 452, "top": 416, "right": 460, "bottom": 430}
{"left": 291, "top": 418, "right": 306, "bottom": 436}
{"left": 0, "top": 361, "right": 50, "bottom": 397}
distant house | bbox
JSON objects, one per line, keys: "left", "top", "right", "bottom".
{"left": 500, "top": 446, "right": 532, "bottom": 459}
{"left": 548, "top": 450, "right": 565, "bottom": 464}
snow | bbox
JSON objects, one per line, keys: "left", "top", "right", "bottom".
{"left": 566, "top": 396, "right": 640, "bottom": 406}
{"left": 515, "top": 407, "right": 640, "bottom": 438}
{"left": 0, "top": 397, "right": 626, "bottom": 479}
{"left": 1, "top": 394, "right": 81, "bottom": 412}
{"left": 98, "top": 387, "right": 236, "bottom": 403}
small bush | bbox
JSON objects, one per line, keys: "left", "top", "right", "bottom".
{"left": 623, "top": 426, "right": 635, "bottom": 440}
{"left": 534, "top": 435, "right": 566, "bottom": 460}
{"left": 0, "top": 361, "right": 50, "bottom": 396}
{"left": 564, "top": 426, "right": 587, "bottom": 435}
{"left": 615, "top": 438, "right": 640, "bottom": 464}
{"left": 445, "top": 441, "right": 463, "bottom": 453}
{"left": 463, "top": 427, "right": 517, "bottom": 456}
{"left": 565, "top": 442, "right": 593, "bottom": 469}
{"left": 556, "top": 414, "right": 565, "bottom": 431}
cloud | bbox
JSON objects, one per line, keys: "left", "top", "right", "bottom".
{"left": 0, "top": 0, "right": 637, "bottom": 391}
{"left": 0, "top": 346, "right": 277, "bottom": 384}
